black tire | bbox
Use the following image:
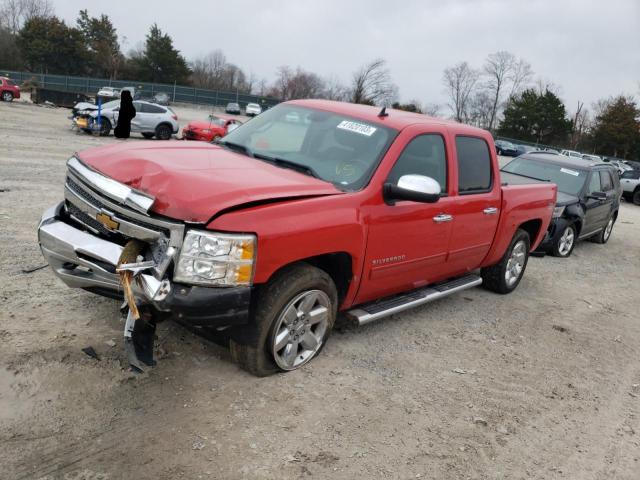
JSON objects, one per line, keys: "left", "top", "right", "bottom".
{"left": 593, "top": 214, "right": 615, "bottom": 244}
{"left": 155, "top": 123, "right": 172, "bottom": 140}
{"left": 481, "top": 229, "right": 530, "bottom": 294}
{"left": 633, "top": 190, "right": 640, "bottom": 206}
{"left": 229, "top": 263, "right": 338, "bottom": 377}
{"left": 550, "top": 223, "right": 577, "bottom": 258}
{"left": 2, "top": 91, "right": 13, "bottom": 102}
{"left": 98, "top": 117, "right": 111, "bottom": 136}
{"left": 142, "top": 132, "right": 154, "bottom": 139}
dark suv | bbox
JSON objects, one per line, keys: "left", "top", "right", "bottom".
{"left": 501, "top": 153, "right": 621, "bottom": 258}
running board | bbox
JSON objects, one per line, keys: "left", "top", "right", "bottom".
{"left": 347, "top": 274, "right": 482, "bottom": 326}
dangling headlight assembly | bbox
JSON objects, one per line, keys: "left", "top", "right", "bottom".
{"left": 174, "top": 230, "right": 256, "bottom": 286}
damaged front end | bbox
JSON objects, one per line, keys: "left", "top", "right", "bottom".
{"left": 38, "top": 157, "right": 253, "bottom": 370}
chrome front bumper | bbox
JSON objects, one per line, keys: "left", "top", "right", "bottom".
{"left": 38, "top": 202, "right": 170, "bottom": 304}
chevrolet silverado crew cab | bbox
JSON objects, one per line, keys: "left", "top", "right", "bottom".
{"left": 38, "top": 100, "right": 556, "bottom": 376}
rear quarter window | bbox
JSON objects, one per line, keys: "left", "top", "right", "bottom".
{"left": 456, "top": 136, "right": 492, "bottom": 194}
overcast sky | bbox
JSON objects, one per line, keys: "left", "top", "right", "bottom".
{"left": 54, "top": 0, "right": 639, "bottom": 114}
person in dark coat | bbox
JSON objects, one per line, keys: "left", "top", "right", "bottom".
{"left": 114, "top": 90, "right": 136, "bottom": 138}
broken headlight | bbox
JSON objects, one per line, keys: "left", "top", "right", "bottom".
{"left": 552, "top": 206, "right": 566, "bottom": 218}
{"left": 174, "top": 230, "right": 256, "bottom": 286}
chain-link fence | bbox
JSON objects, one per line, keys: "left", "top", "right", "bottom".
{"left": 1, "top": 69, "right": 281, "bottom": 109}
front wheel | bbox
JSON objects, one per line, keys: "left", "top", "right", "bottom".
{"left": 481, "top": 229, "right": 530, "bottom": 294}
{"left": 2, "top": 91, "right": 14, "bottom": 102}
{"left": 551, "top": 224, "right": 576, "bottom": 258}
{"left": 142, "top": 132, "right": 154, "bottom": 139}
{"left": 229, "top": 264, "right": 337, "bottom": 376}
{"left": 633, "top": 190, "right": 640, "bottom": 206}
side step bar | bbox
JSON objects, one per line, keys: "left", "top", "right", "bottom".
{"left": 347, "top": 274, "right": 482, "bottom": 326}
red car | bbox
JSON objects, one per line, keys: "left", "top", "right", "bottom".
{"left": 1, "top": 77, "right": 21, "bottom": 102}
{"left": 38, "top": 100, "right": 557, "bottom": 375}
{"left": 182, "top": 114, "right": 242, "bottom": 142}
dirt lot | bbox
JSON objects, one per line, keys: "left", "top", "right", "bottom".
{"left": 1, "top": 98, "right": 640, "bottom": 480}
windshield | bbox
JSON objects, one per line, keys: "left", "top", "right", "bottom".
{"left": 220, "top": 104, "right": 397, "bottom": 189}
{"left": 502, "top": 158, "right": 588, "bottom": 195}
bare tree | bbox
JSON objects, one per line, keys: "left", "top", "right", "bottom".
{"left": 270, "top": 66, "right": 325, "bottom": 100}
{"left": 570, "top": 101, "right": 590, "bottom": 149}
{"left": 507, "top": 58, "right": 533, "bottom": 101}
{"left": 350, "top": 58, "right": 396, "bottom": 106}
{"left": 422, "top": 102, "right": 442, "bottom": 117}
{"left": 191, "top": 50, "right": 228, "bottom": 89}
{"left": 0, "top": 0, "right": 53, "bottom": 34}
{"left": 483, "top": 51, "right": 515, "bottom": 131}
{"left": 468, "top": 90, "right": 493, "bottom": 129}
{"left": 322, "top": 74, "right": 348, "bottom": 101}
{"left": 442, "top": 61, "right": 479, "bottom": 122}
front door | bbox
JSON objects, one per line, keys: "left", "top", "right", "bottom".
{"left": 447, "top": 135, "right": 501, "bottom": 274}
{"left": 356, "top": 131, "right": 456, "bottom": 304}
{"left": 582, "top": 170, "right": 613, "bottom": 237}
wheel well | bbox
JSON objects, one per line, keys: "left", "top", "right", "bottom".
{"left": 156, "top": 122, "right": 172, "bottom": 131}
{"left": 268, "top": 253, "right": 353, "bottom": 303}
{"left": 518, "top": 219, "right": 542, "bottom": 244}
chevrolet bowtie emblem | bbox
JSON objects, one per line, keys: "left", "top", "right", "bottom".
{"left": 96, "top": 212, "right": 120, "bottom": 231}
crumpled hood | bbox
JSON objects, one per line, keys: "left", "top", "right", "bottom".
{"left": 77, "top": 141, "right": 342, "bottom": 223}
{"left": 556, "top": 191, "right": 580, "bottom": 206}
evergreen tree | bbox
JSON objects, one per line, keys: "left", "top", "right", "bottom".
{"left": 129, "top": 24, "right": 190, "bottom": 84}
{"left": 76, "top": 10, "right": 122, "bottom": 79}
{"left": 590, "top": 96, "right": 640, "bottom": 158}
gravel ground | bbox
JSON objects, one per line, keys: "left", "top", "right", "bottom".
{"left": 1, "top": 98, "right": 640, "bottom": 480}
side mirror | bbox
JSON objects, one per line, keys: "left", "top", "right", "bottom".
{"left": 384, "top": 174, "right": 441, "bottom": 205}
{"left": 588, "top": 191, "right": 606, "bottom": 200}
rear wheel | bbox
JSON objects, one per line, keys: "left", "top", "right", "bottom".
{"left": 2, "top": 91, "right": 13, "bottom": 102}
{"left": 551, "top": 224, "right": 576, "bottom": 258}
{"left": 481, "top": 229, "right": 530, "bottom": 294}
{"left": 229, "top": 263, "right": 337, "bottom": 376}
{"left": 593, "top": 215, "right": 615, "bottom": 244}
{"left": 155, "top": 123, "right": 172, "bottom": 140}
{"left": 142, "top": 132, "right": 154, "bottom": 139}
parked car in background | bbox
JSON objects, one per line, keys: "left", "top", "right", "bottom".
{"left": 620, "top": 169, "right": 640, "bottom": 205}
{"left": 97, "top": 86, "right": 120, "bottom": 99}
{"left": 495, "top": 140, "right": 518, "bottom": 156}
{"left": 514, "top": 144, "right": 536, "bottom": 156}
{"left": 529, "top": 150, "right": 560, "bottom": 156}
{"left": 153, "top": 92, "right": 170, "bottom": 105}
{"left": 75, "top": 100, "right": 178, "bottom": 139}
{"left": 225, "top": 102, "right": 241, "bottom": 114}
{"left": 502, "top": 153, "right": 620, "bottom": 258}
{"left": 182, "top": 114, "right": 243, "bottom": 142}
{"left": 1, "top": 76, "right": 20, "bottom": 102}
{"left": 623, "top": 160, "right": 640, "bottom": 170}
{"left": 606, "top": 159, "right": 633, "bottom": 176}
{"left": 582, "top": 154, "right": 601, "bottom": 162}
{"left": 560, "top": 149, "right": 582, "bottom": 159}
{"left": 245, "top": 102, "right": 262, "bottom": 116}
{"left": 38, "top": 100, "right": 557, "bottom": 375}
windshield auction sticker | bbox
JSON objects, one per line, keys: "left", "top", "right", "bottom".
{"left": 560, "top": 168, "right": 580, "bottom": 176}
{"left": 337, "top": 120, "right": 377, "bottom": 137}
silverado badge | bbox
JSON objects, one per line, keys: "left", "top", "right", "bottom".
{"left": 96, "top": 212, "right": 120, "bottom": 231}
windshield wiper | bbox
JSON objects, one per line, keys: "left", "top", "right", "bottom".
{"left": 500, "top": 169, "right": 549, "bottom": 182}
{"left": 217, "top": 140, "right": 254, "bottom": 158}
{"left": 253, "top": 153, "right": 321, "bottom": 179}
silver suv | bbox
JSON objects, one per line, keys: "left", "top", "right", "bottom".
{"left": 84, "top": 100, "right": 179, "bottom": 139}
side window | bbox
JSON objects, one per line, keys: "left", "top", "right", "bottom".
{"left": 143, "top": 104, "right": 165, "bottom": 114}
{"left": 387, "top": 134, "right": 447, "bottom": 192}
{"left": 132, "top": 102, "right": 143, "bottom": 111}
{"left": 587, "top": 172, "right": 601, "bottom": 194}
{"left": 599, "top": 170, "right": 613, "bottom": 191}
{"left": 456, "top": 136, "right": 492, "bottom": 194}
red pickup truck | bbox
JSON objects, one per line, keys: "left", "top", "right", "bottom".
{"left": 38, "top": 100, "right": 556, "bottom": 375}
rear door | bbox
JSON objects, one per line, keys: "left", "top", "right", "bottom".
{"left": 446, "top": 135, "right": 501, "bottom": 274}
{"left": 581, "top": 169, "right": 613, "bottom": 236}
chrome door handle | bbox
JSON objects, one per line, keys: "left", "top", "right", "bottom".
{"left": 483, "top": 207, "right": 498, "bottom": 215}
{"left": 433, "top": 214, "right": 453, "bottom": 223}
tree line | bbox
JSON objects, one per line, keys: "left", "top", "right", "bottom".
{"left": 1, "top": 0, "right": 638, "bottom": 158}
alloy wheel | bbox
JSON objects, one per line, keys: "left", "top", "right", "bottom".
{"left": 505, "top": 240, "right": 527, "bottom": 287}
{"left": 271, "top": 290, "right": 330, "bottom": 371}
{"left": 557, "top": 226, "right": 575, "bottom": 256}
{"left": 603, "top": 217, "right": 614, "bottom": 241}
